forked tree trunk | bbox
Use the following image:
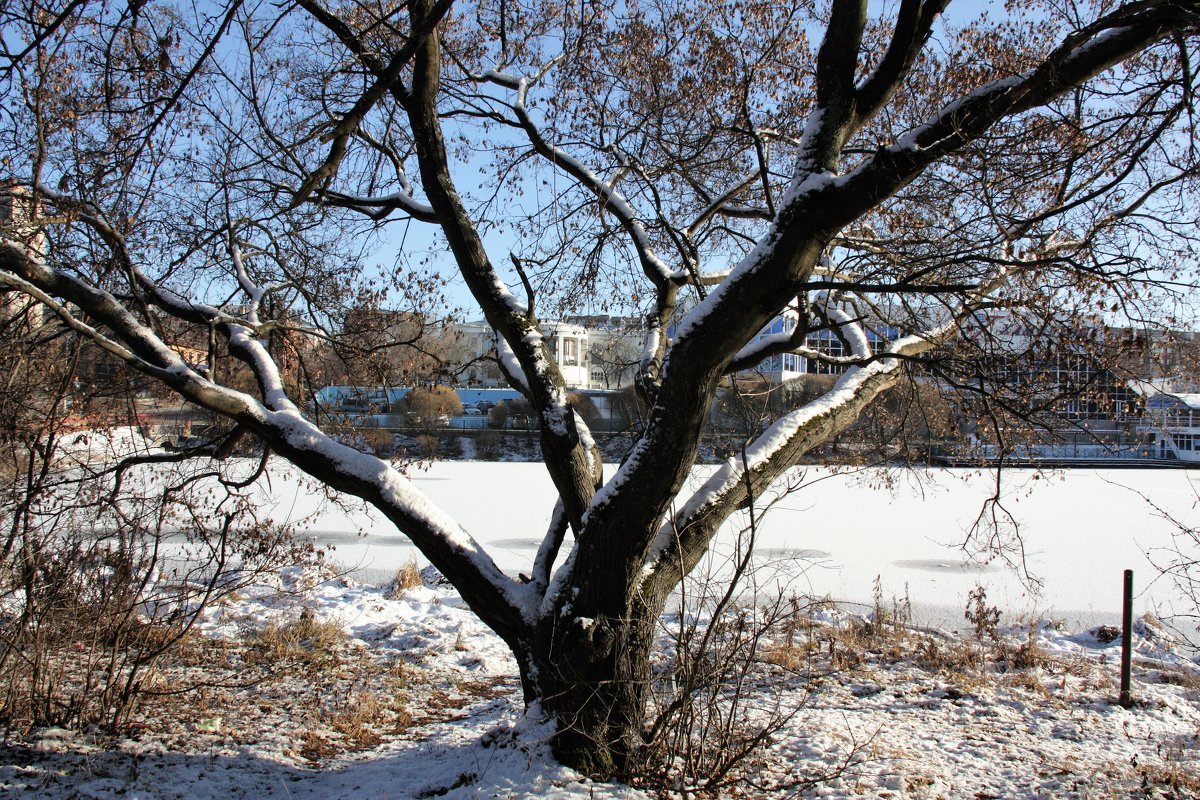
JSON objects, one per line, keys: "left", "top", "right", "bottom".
{"left": 527, "top": 594, "right": 664, "bottom": 776}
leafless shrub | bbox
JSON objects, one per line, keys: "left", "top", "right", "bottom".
{"left": 965, "top": 585, "right": 1002, "bottom": 642}
{"left": 416, "top": 433, "right": 440, "bottom": 459}
{"left": 1003, "top": 627, "right": 1045, "bottom": 672}
{"left": 474, "top": 430, "right": 506, "bottom": 460}
{"left": 633, "top": 451, "right": 858, "bottom": 796}
{"left": 365, "top": 425, "right": 395, "bottom": 457}
{"left": 0, "top": 461, "right": 320, "bottom": 735}
{"left": 636, "top": 588, "right": 818, "bottom": 796}
{"left": 0, "top": 322, "right": 321, "bottom": 734}
{"left": 1144, "top": 506, "right": 1200, "bottom": 650}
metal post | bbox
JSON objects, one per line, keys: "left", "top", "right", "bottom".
{"left": 1120, "top": 569, "right": 1133, "bottom": 708}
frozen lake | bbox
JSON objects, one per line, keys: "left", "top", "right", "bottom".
{"left": 269, "top": 462, "right": 1200, "bottom": 631}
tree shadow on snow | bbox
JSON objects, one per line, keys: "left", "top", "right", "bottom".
{"left": 0, "top": 721, "right": 594, "bottom": 800}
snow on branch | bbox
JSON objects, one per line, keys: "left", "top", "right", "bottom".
{"left": 818, "top": 296, "right": 872, "bottom": 359}
{"left": 318, "top": 187, "right": 437, "bottom": 222}
{"left": 0, "top": 239, "right": 534, "bottom": 631}
{"left": 495, "top": 331, "right": 532, "bottom": 394}
{"left": 0, "top": 241, "right": 214, "bottom": 384}
{"left": 227, "top": 234, "right": 265, "bottom": 326}
{"left": 726, "top": 288, "right": 873, "bottom": 374}
{"left": 0, "top": 254, "right": 175, "bottom": 378}
{"left": 686, "top": 335, "right": 930, "bottom": 520}
{"left": 730, "top": 330, "right": 800, "bottom": 369}
{"left": 641, "top": 322, "right": 952, "bottom": 588}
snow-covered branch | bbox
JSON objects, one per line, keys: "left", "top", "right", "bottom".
{"left": 641, "top": 323, "right": 951, "bottom": 594}
{"left": 398, "top": 3, "right": 601, "bottom": 540}
{"left": 317, "top": 187, "right": 437, "bottom": 222}
{"left": 0, "top": 237, "right": 536, "bottom": 643}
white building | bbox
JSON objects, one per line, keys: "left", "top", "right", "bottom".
{"left": 575, "top": 317, "right": 642, "bottom": 390}
{"left": 742, "top": 306, "right": 896, "bottom": 384}
{"left": 456, "top": 320, "right": 592, "bottom": 389}
{"left": 1137, "top": 391, "right": 1200, "bottom": 462}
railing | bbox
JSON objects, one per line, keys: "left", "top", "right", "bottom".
{"left": 947, "top": 443, "right": 1156, "bottom": 462}
{"left": 1139, "top": 410, "right": 1200, "bottom": 430}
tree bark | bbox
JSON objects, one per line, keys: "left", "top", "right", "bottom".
{"left": 531, "top": 591, "right": 663, "bottom": 775}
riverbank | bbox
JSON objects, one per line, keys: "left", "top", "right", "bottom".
{"left": 3, "top": 565, "right": 1198, "bottom": 799}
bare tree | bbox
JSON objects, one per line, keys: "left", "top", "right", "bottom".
{"left": 2, "top": 0, "right": 1199, "bottom": 775}
{"left": 332, "top": 304, "right": 470, "bottom": 389}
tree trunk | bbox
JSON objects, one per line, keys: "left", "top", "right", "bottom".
{"left": 530, "top": 595, "right": 662, "bottom": 776}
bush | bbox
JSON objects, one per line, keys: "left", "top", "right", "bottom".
{"left": 475, "top": 430, "right": 506, "bottom": 459}
{"left": 399, "top": 386, "right": 462, "bottom": 431}
{"left": 0, "top": 325, "right": 320, "bottom": 733}
{"left": 416, "top": 433, "right": 440, "bottom": 458}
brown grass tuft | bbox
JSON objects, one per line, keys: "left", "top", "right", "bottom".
{"left": 387, "top": 558, "right": 424, "bottom": 599}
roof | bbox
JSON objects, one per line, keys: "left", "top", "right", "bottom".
{"left": 1146, "top": 392, "right": 1200, "bottom": 410}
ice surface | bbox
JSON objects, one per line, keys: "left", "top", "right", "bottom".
{"left": 216, "top": 461, "right": 1200, "bottom": 628}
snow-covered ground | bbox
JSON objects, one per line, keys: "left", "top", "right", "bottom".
{"left": 3, "top": 565, "right": 1198, "bottom": 799}
{"left": 5, "top": 441, "right": 1200, "bottom": 797}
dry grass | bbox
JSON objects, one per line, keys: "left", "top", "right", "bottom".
{"left": 913, "top": 636, "right": 986, "bottom": 674}
{"left": 761, "top": 639, "right": 816, "bottom": 671}
{"left": 326, "top": 691, "right": 415, "bottom": 749}
{"left": 129, "top": 619, "right": 426, "bottom": 765}
{"left": 298, "top": 730, "right": 341, "bottom": 762}
{"left": 386, "top": 558, "right": 424, "bottom": 599}
{"left": 1126, "top": 739, "right": 1200, "bottom": 799}
{"left": 246, "top": 610, "right": 347, "bottom": 666}
{"left": 999, "top": 669, "right": 1052, "bottom": 696}
{"left": 1002, "top": 634, "right": 1045, "bottom": 672}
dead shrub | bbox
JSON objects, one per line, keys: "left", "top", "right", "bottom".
{"left": 638, "top": 592, "right": 811, "bottom": 795}
{"left": 965, "top": 585, "right": 1002, "bottom": 641}
{"left": 0, "top": 312, "right": 322, "bottom": 736}
{"left": 365, "top": 426, "right": 394, "bottom": 457}
{"left": 0, "top": 447, "right": 315, "bottom": 733}
{"left": 474, "top": 430, "right": 506, "bottom": 460}
{"left": 914, "top": 637, "right": 985, "bottom": 674}
{"left": 1005, "top": 630, "right": 1044, "bottom": 672}
{"left": 634, "top": 471, "right": 854, "bottom": 797}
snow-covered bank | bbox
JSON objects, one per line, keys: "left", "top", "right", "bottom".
{"left": 3, "top": 568, "right": 1197, "bottom": 799}
{"left": 11, "top": 448, "right": 1198, "bottom": 798}
{"left": 0, "top": 569, "right": 645, "bottom": 800}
